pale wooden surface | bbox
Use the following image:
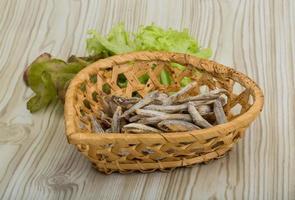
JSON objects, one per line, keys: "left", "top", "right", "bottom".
{"left": 0, "top": 0, "right": 294, "bottom": 199}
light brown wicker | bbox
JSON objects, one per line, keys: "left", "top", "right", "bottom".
{"left": 64, "top": 51, "right": 264, "bottom": 174}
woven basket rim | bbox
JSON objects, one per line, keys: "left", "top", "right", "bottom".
{"left": 64, "top": 51, "right": 264, "bottom": 141}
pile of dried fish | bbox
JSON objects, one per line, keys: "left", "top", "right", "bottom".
{"left": 86, "top": 82, "right": 228, "bottom": 133}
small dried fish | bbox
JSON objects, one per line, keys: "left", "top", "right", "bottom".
{"left": 120, "top": 117, "right": 128, "bottom": 130}
{"left": 197, "top": 104, "right": 212, "bottom": 115}
{"left": 154, "top": 93, "right": 170, "bottom": 105}
{"left": 100, "top": 95, "right": 111, "bottom": 115}
{"left": 97, "top": 112, "right": 111, "bottom": 129}
{"left": 199, "top": 85, "right": 210, "bottom": 94}
{"left": 121, "top": 91, "right": 159, "bottom": 118}
{"left": 144, "top": 104, "right": 187, "bottom": 113}
{"left": 135, "top": 109, "right": 166, "bottom": 117}
{"left": 100, "top": 95, "right": 118, "bottom": 115}
{"left": 122, "top": 123, "right": 162, "bottom": 133}
{"left": 92, "top": 86, "right": 229, "bottom": 134}
{"left": 158, "top": 120, "right": 200, "bottom": 132}
{"left": 90, "top": 115, "right": 104, "bottom": 133}
{"left": 128, "top": 115, "right": 142, "bottom": 122}
{"left": 176, "top": 88, "right": 228, "bottom": 103}
{"left": 99, "top": 111, "right": 112, "bottom": 125}
{"left": 138, "top": 114, "right": 192, "bottom": 125}
{"left": 166, "top": 81, "right": 197, "bottom": 104}
{"left": 109, "top": 98, "right": 119, "bottom": 114}
{"left": 214, "top": 97, "right": 228, "bottom": 124}
{"left": 219, "top": 96, "right": 227, "bottom": 106}
{"left": 144, "top": 100, "right": 216, "bottom": 113}
{"left": 111, "top": 106, "right": 122, "bottom": 133}
{"left": 111, "top": 96, "right": 140, "bottom": 108}
{"left": 188, "top": 102, "right": 213, "bottom": 128}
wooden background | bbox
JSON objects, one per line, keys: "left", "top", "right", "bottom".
{"left": 0, "top": 0, "right": 294, "bottom": 199}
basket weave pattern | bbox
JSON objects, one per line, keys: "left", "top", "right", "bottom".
{"left": 64, "top": 52, "right": 264, "bottom": 174}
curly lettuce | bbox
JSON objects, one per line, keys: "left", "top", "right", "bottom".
{"left": 87, "top": 23, "right": 212, "bottom": 59}
{"left": 24, "top": 54, "right": 102, "bottom": 112}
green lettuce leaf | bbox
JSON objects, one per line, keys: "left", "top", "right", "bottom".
{"left": 25, "top": 54, "right": 98, "bottom": 112}
{"left": 27, "top": 71, "right": 56, "bottom": 112}
{"left": 180, "top": 77, "right": 192, "bottom": 87}
{"left": 134, "top": 26, "right": 199, "bottom": 54}
{"left": 138, "top": 73, "right": 150, "bottom": 84}
{"left": 194, "top": 48, "right": 212, "bottom": 59}
{"left": 86, "top": 23, "right": 212, "bottom": 59}
{"left": 171, "top": 62, "right": 186, "bottom": 71}
{"left": 87, "top": 23, "right": 135, "bottom": 55}
{"left": 159, "top": 69, "right": 172, "bottom": 86}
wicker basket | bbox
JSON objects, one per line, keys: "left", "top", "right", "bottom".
{"left": 64, "top": 51, "right": 264, "bottom": 174}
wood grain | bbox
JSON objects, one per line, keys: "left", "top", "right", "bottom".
{"left": 0, "top": 0, "right": 294, "bottom": 199}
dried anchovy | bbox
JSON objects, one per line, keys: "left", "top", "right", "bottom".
{"left": 119, "top": 117, "right": 128, "bottom": 130}
{"left": 99, "top": 95, "right": 118, "bottom": 115}
{"left": 109, "top": 98, "right": 119, "bottom": 115}
{"left": 138, "top": 114, "right": 192, "bottom": 125}
{"left": 153, "top": 93, "right": 170, "bottom": 105}
{"left": 100, "top": 95, "right": 111, "bottom": 115}
{"left": 176, "top": 89, "right": 228, "bottom": 103}
{"left": 219, "top": 96, "right": 227, "bottom": 106}
{"left": 92, "top": 85, "right": 229, "bottom": 133}
{"left": 121, "top": 91, "right": 159, "bottom": 118}
{"left": 197, "top": 104, "right": 212, "bottom": 115}
{"left": 128, "top": 115, "right": 142, "bottom": 122}
{"left": 111, "top": 106, "right": 122, "bottom": 133}
{"left": 187, "top": 102, "right": 213, "bottom": 128}
{"left": 111, "top": 96, "right": 140, "bottom": 108}
{"left": 199, "top": 85, "right": 210, "bottom": 94}
{"left": 90, "top": 115, "right": 104, "bottom": 133}
{"left": 99, "top": 111, "right": 112, "bottom": 126}
{"left": 144, "top": 104, "right": 187, "bottom": 113}
{"left": 144, "top": 100, "right": 216, "bottom": 113}
{"left": 166, "top": 81, "right": 197, "bottom": 104}
{"left": 214, "top": 97, "right": 228, "bottom": 124}
{"left": 135, "top": 109, "right": 166, "bottom": 117}
{"left": 158, "top": 120, "right": 200, "bottom": 132}
{"left": 122, "top": 123, "right": 161, "bottom": 133}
